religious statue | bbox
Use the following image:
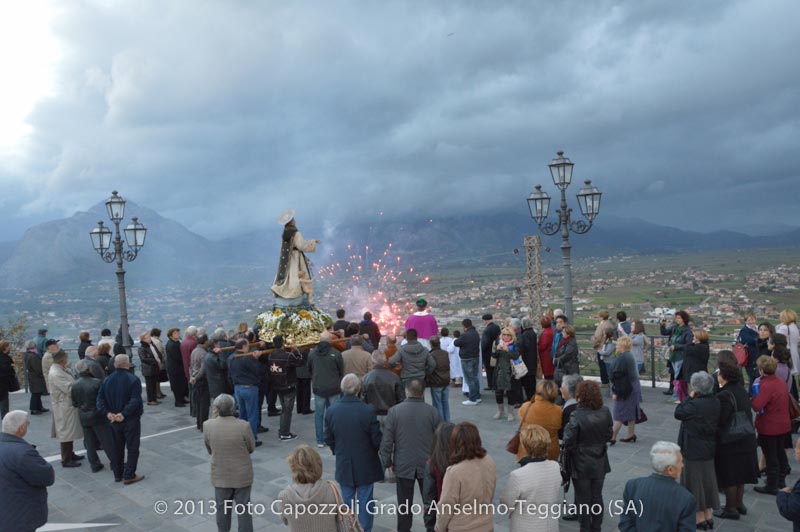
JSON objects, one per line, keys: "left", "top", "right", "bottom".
{"left": 271, "top": 209, "right": 320, "bottom": 308}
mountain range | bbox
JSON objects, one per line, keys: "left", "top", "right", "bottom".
{"left": 0, "top": 201, "right": 797, "bottom": 290}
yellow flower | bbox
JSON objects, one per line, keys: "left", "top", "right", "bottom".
{"left": 273, "top": 309, "right": 283, "bottom": 316}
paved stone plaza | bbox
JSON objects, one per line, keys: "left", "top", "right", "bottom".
{"left": 8, "top": 381, "right": 796, "bottom": 532}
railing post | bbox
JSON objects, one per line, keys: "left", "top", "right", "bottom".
{"left": 650, "top": 336, "right": 656, "bottom": 388}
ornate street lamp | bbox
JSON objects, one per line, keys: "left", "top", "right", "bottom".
{"left": 527, "top": 151, "right": 602, "bottom": 322}
{"left": 90, "top": 191, "right": 147, "bottom": 356}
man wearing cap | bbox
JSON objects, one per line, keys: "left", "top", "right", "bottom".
{"left": 42, "top": 339, "right": 63, "bottom": 394}
{"left": 403, "top": 298, "right": 438, "bottom": 350}
{"left": 36, "top": 328, "right": 49, "bottom": 357}
{"left": 481, "top": 314, "right": 501, "bottom": 391}
{"left": 271, "top": 210, "right": 320, "bottom": 305}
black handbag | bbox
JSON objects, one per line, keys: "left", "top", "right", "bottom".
{"left": 719, "top": 393, "right": 755, "bottom": 444}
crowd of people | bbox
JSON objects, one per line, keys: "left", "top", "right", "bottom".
{"left": 1, "top": 304, "right": 800, "bottom": 532}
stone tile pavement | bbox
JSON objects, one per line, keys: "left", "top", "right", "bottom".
{"left": 7, "top": 382, "right": 797, "bottom": 532}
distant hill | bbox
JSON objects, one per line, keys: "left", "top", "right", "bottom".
{"left": 0, "top": 200, "right": 223, "bottom": 290}
{"left": 1, "top": 206, "right": 798, "bottom": 290}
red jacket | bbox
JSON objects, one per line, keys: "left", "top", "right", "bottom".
{"left": 751, "top": 374, "right": 791, "bottom": 436}
{"left": 538, "top": 327, "right": 555, "bottom": 378}
{"left": 180, "top": 336, "right": 197, "bottom": 380}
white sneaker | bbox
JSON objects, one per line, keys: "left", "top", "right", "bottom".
{"left": 476, "top": 398, "right": 482, "bottom": 403}
{"left": 317, "top": 443, "right": 325, "bottom": 448}
{"left": 462, "top": 400, "right": 479, "bottom": 406}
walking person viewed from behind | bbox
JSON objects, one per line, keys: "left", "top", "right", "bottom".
{"left": 674, "top": 371, "right": 720, "bottom": 530}
{"left": 325, "top": 373, "right": 384, "bottom": 532}
{"left": 204, "top": 393, "right": 256, "bottom": 532}
{"left": 426, "top": 336, "right": 451, "bottom": 422}
{"left": 380, "top": 378, "right": 441, "bottom": 532}
{"left": 435, "top": 422, "right": 496, "bottom": 532}
{"left": 562, "top": 380, "right": 613, "bottom": 531}
{"left": 713, "top": 352, "right": 759, "bottom": 520}
{"left": 455, "top": 319, "right": 482, "bottom": 406}
{"left": 307, "top": 331, "right": 344, "bottom": 448}
{"left": 71, "top": 360, "right": 114, "bottom": 473}
{"left": 267, "top": 335, "right": 303, "bottom": 441}
{"left": 97, "top": 354, "right": 144, "bottom": 484}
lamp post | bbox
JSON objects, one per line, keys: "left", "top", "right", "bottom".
{"left": 89, "top": 191, "right": 147, "bottom": 357}
{"left": 527, "top": 151, "right": 602, "bottom": 323}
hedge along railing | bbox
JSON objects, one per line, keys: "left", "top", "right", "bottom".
{"left": 572, "top": 332, "right": 737, "bottom": 388}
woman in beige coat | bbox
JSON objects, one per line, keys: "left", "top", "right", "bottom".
{"left": 49, "top": 350, "right": 84, "bottom": 467}
{"left": 436, "top": 422, "right": 496, "bottom": 532}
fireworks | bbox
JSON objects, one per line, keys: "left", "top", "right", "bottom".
{"left": 315, "top": 241, "right": 427, "bottom": 335}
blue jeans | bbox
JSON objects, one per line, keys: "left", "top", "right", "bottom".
{"left": 460, "top": 358, "right": 480, "bottom": 402}
{"left": 235, "top": 385, "right": 260, "bottom": 440}
{"left": 314, "top": 394, "right": 339, "bottom": 444}
{"left": 430, "top": 387, "right": 450, "bottom": 422}
{"left": 339, "top": 482, "right": 374, "bottom": 532}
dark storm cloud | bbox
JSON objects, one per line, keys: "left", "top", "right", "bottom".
{"left": 1, "top": 0, "right": 799, "bottom": 240}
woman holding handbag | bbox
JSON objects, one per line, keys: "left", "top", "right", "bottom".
{"left": 492, "top": 328, "right": 518, "bottom": 422}
{"left": 515, "top": 380, "right": 561, "bottom": 463}
{"left": 714, "top": 351, "right": 758, "bottom": 520}
{"left": 660, "top": 310, "right": 694, "bottom": 403}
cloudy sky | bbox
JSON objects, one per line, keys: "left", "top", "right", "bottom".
{"left": 0, "top": 0, "right": 798, "bottom": 241}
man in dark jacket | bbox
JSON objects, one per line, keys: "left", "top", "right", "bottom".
{"left": 326, "top": 373, "right": 384, "bottom": 532}
{"left": 0, "top": 410, "right": 55, "bottom": 532}
{"left": 359, "top": 312, "right": 382, "bottom": 352}
{"left": 455, "top": 319, "right": 481, "bottom": 405}
{"left": 23, "top": 341, "right": 48, "bottom": 415}
{"left": 205, "top": 340, "right": 228, "bottom": 403}
{"left": 389, "top": 329, "right": 435, "bottom": 389}
{"left": 481, "top": 313, "right": 501, "bottom": 390}
{"left": 294, "top": 347, "right": 313, "bottom": 415}
{"left": 228, "top": 339, "right": 266, "bottom": 446}
{"left": 266, "top": 336, "right": 303, "bottom": 441}
{"left": 72, "top": 360, "right": 115, "bottom": 473}
{"left": 379, "top": 379, "right": 441, "bottom": 532}
{"left": 307, "top": 332, "right": 344, "bottom": 447}
{"left": 518, "top": 317, "right": 538, "bottom": 402}
{"left": 619, "top": 441, "right": 696, "bottom": 532}
{"left": 96, "top": 355, "right": 144, "bottom": 485}
{"left": 362, "top": 350, "right": 405, "bottom": 420}
{"left": 165, "top": 328, "right": 189, "bottom": 407}
{"left": 333, "top": 308, "right": 349, "bottom": 336}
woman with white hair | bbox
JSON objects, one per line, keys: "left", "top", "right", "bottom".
{"left": 674, "top": 371, "right": 721, "bottom": 530}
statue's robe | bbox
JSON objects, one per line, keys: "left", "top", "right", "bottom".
{"left": 271, "top": 227, "right": 317, "bottom": 300}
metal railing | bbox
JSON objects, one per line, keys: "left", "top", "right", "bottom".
{"left": 572, "top": 332, "right": 736, "bottom": 388}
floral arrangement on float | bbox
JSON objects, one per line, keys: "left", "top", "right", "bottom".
{"left": 254, "top": 306, "right": 333, "bottom": 345}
